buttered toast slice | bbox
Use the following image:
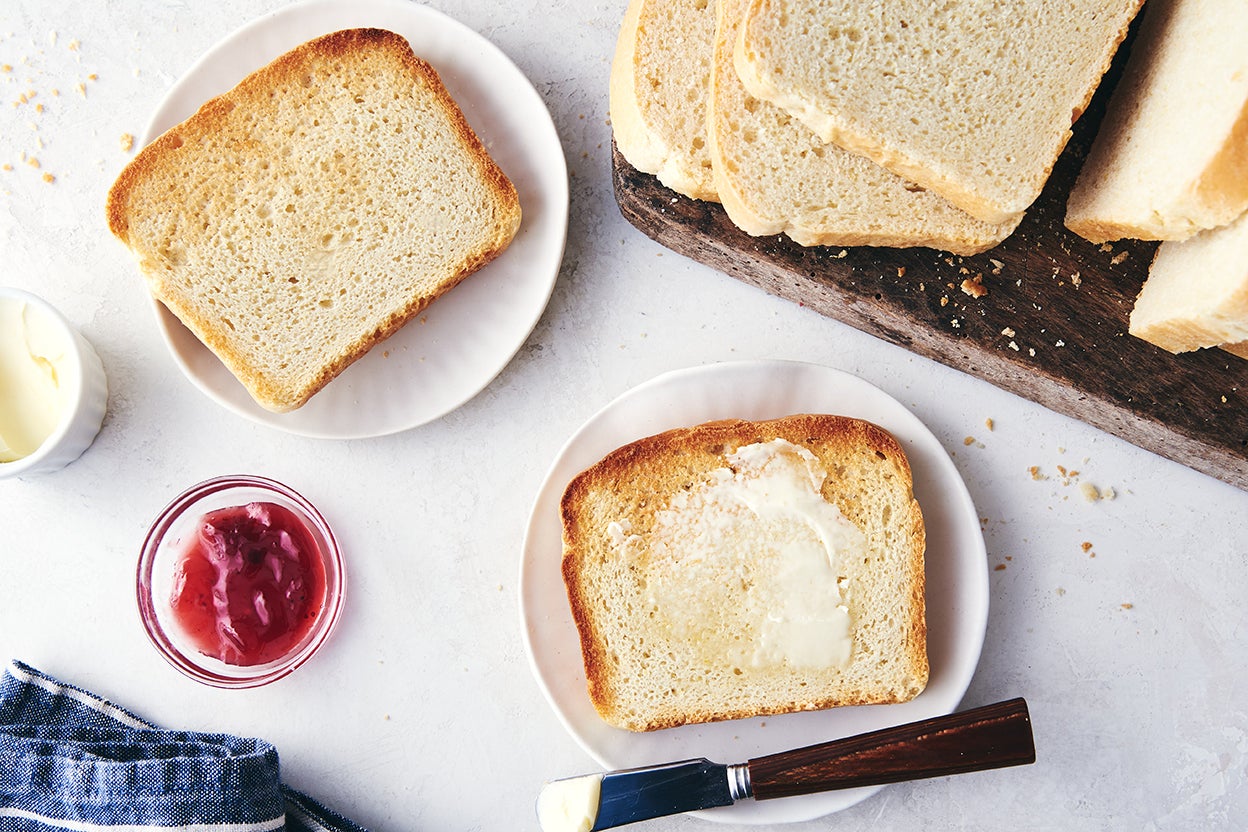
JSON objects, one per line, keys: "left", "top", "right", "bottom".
{"left": 560, "top": 415, "right": 927, "bottom": 732}
{"left": 106, "top": 29, "right": 521, "bottom": 412}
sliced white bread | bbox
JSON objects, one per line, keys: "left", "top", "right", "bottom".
{"left": 560, "top": 415, "right": 927, "bottom": 732}
{"left": 1065, "top": 0, "right": 1248, "bottom": 243}
{"left": 106, "top": 29, "right": 520, "bottom": 412}
{"left": 1129, "top": 210, "right": 1248, "bottom": 352}
{"left": 1222, "top": 341, "right": 1248, "bottom": 361}
{"left": 707, "top": 0, "right": 1019, "bottom": 253}
{"left": 610, "top": 0, "right": 719, "bottom": 201}
{"left": 734, "top": 0, "right": 1143, "bottom": 225}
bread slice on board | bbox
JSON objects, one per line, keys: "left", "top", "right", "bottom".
{"left": 610, "top": 0, "right": 719, "bottom": 201}
{"left": 734, "top": 0, "right": 1143, "bottom": 225}
{"left": 707, "top": 0, "right": 1019, "bottom": 253}
{"left": 106, "top": 28, "right": 521, "bottom": 413}
{"left": 1222, "top": 341, "right": 1248, "bottom": 361}
{"left": 1129, "top": 210, "right": 1248, "bottom": 352}
{"left": 560, "top": 415, "right": 927, "bottom": 732}
{"left": 1065, "top": 0, "right": 1248, "bottom": 243}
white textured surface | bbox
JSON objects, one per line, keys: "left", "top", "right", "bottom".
{"left": 0, "top": 2, "right": 1246, "bottom": 830}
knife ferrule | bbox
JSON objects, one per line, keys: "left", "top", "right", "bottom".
{"left": 727, "top": 762, "right": 752, "bottom": 801}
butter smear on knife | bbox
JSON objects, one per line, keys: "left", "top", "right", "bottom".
{"left": 537, "top": 774, "right": 602, "bottom": 832}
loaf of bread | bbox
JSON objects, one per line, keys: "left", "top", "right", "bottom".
{"left": 1065, "top": 0, "right": 1248, "bottom": 243}
{"left": 734, "top": 0, "right": 1142, "bottom": 225}
{"left": 1129, "top": 210, "right": 1248, "bottom": 353}
{"left": 106, "top": 28, "right": 521, "bottom": 412}
{"left": 610, "top": 0, "right": 719, "bottom": 201}
{"left": 707, "top": 0, "right": 1019, "bottom": 253}
{"left": 560, "top": 415, "right": 927, "bottom": 732}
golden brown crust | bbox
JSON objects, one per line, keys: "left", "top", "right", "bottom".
{"left": 105, "top": 29, "right": 521, "bottom": 412}
{"left": 560, "top": 414, "right": 927, "bottom": 731}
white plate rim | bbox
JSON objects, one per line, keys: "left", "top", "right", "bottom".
{"left": 135, "top": 0, "right": 568, "bottom": 438}
{"left": 518, "top": 359, "right": 990, "bottom": 825}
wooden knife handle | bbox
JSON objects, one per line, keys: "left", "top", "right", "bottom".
{"left": 747, "top": 698, "right": 1035, "bottom": 800}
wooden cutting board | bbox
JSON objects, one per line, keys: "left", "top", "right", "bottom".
{"left": 610, "top": 30, "right": 1248, "bottom": 492}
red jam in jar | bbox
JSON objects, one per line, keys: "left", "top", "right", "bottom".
{"left": 169, "top": 501, "right": 326, "bottom": 667}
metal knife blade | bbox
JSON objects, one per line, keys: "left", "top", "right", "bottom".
{"left": 536, "top": 698, "right": 1035, "bottom": 832}
{"left": 537, "top": 758, "right": 742, "bottom": 832}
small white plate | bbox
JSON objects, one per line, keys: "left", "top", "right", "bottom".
{"left": 519, "top": 360, "right": 989, "bottom": 824}
{"left": 137, "top": 0, "right": 568, "bottom": 438}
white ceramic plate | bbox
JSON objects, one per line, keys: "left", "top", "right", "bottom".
{"left": 519, "top": 360, "right": 989, "bottom": 824}
{"left": 137, "top": 0, "right": 568, "bottom": 438}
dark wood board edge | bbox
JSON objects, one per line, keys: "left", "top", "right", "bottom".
{"left": 608, "top": 9, "right": 1248, "bottom": 492}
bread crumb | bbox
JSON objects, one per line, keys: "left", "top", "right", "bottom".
{"left": 1102, "top": 486, "right": 1117, "bottom": 501}
{"left": 960, "top": 275, "right": 987, "bottom": 298}
{"left": 1055, "top": 339, "right": 1066, "bottom": 347}
{"left": 1001, "top": 326, "right": 1015, "bottom": 338}
{"left": 1028, "top": 465, "right": 1046, "bottom": 480}
{"left": 1008, "top": 340, "right": 1019, "bottom": 351}
{"left": 1121, "top": 603, "right": 1133, "bottom": 610}
{"left": 1056, "top": 587, "right": 1066, "bottom": 596}
{"left": 41, "top": 171, "right": 53, "bottom": 183}
{"left": 75, "top": 81, "right": 85, "bottom": 96}
{"left": 985, "top": 417, "right": 994, "bottom": 431}
{"left": 1079, "top": 482, "right": 1101, "bottom": 502}
{"left": 1081, "top": 541, "right": 1093, "bottom": 553}
{"left": 25, "top": 156, "right": 39, "bottom": 168}
{"left": 0, "top": 65, "right": 11, "bottom": 73}
{"left": 1111, "top": 251, "right": 1128, "bottom": 265}
{"left": 87, "top": 72, "right": 97, "bottom": 81}
{"left": 993, "top": 563, "right": 1007, "bottom": 571}
{"left": 1100, "top": 243, "right": 1113, "bottom": 253}
{"left": 897, "top": 266, "right": 906, "bottom": 277}
{"left": 120, "top": 132, "right": 134, "bottom": 152}
{"left": 950, "top": 318, "right": 960, "bottom": 328}
{"left": 959, "top": 266, "right": 970, "bottom": 275}
{"left": 989, "top": 258, "right": 1004, "bottom": 274}
{"left": 0, "top": 163, "right": 10, "bottom": 171}
{"left": 1028, "top": 347, "right": 1036, "bottom": 357}
{"left": 835, "top": 249, "right": 848, "bottom": 258}
{"left": 940, "top": 295, "right": 948, "bottom": 307}
{"left": 1070, "top": 271, "right": 1081, "bottom": 287}
{"left": 963, "top": 436, "right": 975, "bottom": 446}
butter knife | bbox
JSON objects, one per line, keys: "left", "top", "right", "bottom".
{"left": 537, "top": 697, "right": 1034, "bottom": 831}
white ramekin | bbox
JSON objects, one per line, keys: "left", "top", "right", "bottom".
{"left": 0, "top": 287, "right": 108, "bottom": 479}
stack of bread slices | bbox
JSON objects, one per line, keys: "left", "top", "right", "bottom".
{"left": 610, "top": 0, "right": 1144, "bottom": 256}
{"left": 1063, "top": 0, "right": 1248, "bottom": 359}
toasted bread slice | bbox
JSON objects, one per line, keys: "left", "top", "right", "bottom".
{"left": 734, "top": 0, "right": 1142, "bottom": 224}
{"left": 106, "top": 28, "right": 521, "bottom": 412}
{"left": 708, "top": 0, "right": 1019, "bottom": 253}
{"left": 560, "top": 414, "right": 927, "bottom": 732}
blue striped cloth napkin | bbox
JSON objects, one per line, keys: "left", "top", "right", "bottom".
{"left": 0, "top": 660, "right": 367, "bottom": 832}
